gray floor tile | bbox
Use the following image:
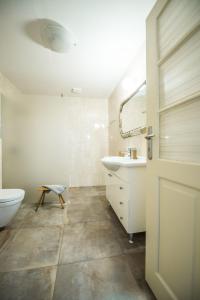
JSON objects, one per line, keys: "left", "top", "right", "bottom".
{"left": 69, "top": 186, "right": 106, "bottom": 197}
{"left": 68, "top": 194, "right": 107, "bottom": 205}
{"left": 59, "top": 221, "right": 124, "bottom": 264}
{"left": 0, "top": 226, "right": 62, "bottom": 272}
{"left": 0, "top": 228, "right": 17, "bottom": 251}
{"left": 0, "top": 266, "right": 56, "bottom": 300}
{"left": 65, "top": 199, "right": 112, "bottom": 224}
{"left": 126, "top": 252, "right": 156, "bottom": 299}
{"left": 9, "top": 208, "right": 29, "bottom": 229}
{"left": 53, "top": 255, "right": 149, "bottom": 300}
{"left": 0, "top": 186, "right": 154, "bottom": 299}
{"left": 22, "top": 205, "right": 65, "bottom": 228}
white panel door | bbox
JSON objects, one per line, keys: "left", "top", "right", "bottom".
{"left": 146, "top": 1, "right": 200, "bottom": 299}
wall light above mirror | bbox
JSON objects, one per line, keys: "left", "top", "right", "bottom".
{"left": 119, "top": 81, "right": 146, "bottom": 138}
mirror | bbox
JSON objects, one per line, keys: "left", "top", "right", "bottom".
{"left": 119, "top": 81, "right": 146, "bottom": 138}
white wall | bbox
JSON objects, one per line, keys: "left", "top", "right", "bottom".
{"left": 108, "top": 45, "right": 147, "bottom": 156}
{"left": 0, "top": 72, "right": 22, "bottom": 188}
{"left": 2, "top": 93, "right": 108, "bottom": 201}
{"left": 0, "top": 72, "right": 21, "bottom": 99}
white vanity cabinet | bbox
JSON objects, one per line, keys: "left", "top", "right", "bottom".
{"left": 104, "top": 160, "right": 146, "bottom": 242}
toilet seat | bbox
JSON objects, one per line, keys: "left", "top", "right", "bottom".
{"left": 0, "top": 189, "right": 25, "bottom": 203}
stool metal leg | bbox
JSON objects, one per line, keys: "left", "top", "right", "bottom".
{"left": 41, "top": 191, "right": 46, "bottom": 205}
{"left": 35, "top": 191, "right": 45, "bottom": 212}
{"left": 58, "top": 195, "right": 64, "bottom": 209}
{"left": 60, "top": 194, "right": 65, "bottom": 203}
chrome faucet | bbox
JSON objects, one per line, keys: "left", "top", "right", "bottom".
{"left": 127, "top": 147, "right": 137, "bottom": 159}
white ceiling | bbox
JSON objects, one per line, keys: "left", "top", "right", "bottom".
{"left": 0, "top": 0, "right": 155, "bottom": 98}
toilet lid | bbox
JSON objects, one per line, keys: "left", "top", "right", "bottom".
{"left": 0, "top": 189, "right": 25, "bottom": 203}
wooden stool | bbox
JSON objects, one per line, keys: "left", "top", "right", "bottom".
{"left": 35, "top": 186, "right": 65, "bottom": 212}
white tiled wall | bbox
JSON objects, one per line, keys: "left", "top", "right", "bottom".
{"left": 2, "top": 94, "right": 108, "bottom": 199}
{"left": 0, "top": 72, "right": 22, "bottom": 188}
{"left": 108, "top": 45, "right": 147, "bottom": 156}
{"left": 0, "top": 72, "right": 21, "bottom": 98}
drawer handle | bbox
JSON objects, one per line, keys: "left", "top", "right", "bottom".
{"left": 120, "top": 217, "right": 123, "bottom": 220}
{"left": 108, "top": 174, "right": 112, "bottom": 177}
{"left": 120, "top": 186, "right": 123, "bottom": 190}
{"left": 119, "top": 202, "right": 123, "bottom": 205}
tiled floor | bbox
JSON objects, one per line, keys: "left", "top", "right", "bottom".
{"left": 0, "top": 186, "right": 155, "bottom": 300}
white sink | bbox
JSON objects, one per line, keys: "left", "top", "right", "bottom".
{"left": 101, "top": 156, "right": 146, "bottom": 171}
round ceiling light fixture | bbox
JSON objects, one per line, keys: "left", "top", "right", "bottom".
{"left": 40, "top": 20, "right": 77, "bottom": 53}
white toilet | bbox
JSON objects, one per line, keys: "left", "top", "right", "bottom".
{"left": 0, "top": 189, "right": 25, "bottom": 228}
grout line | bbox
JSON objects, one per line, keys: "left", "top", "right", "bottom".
{"left": 0, "top": 246, "right": 145, "bottom": 274}
{"left": 62, "top": 218, "right": 115, "bottom": 226}
{"left": 0, "top": 226, "right": 22, "bottom": 255}
{"left": 58, "top": 253, "right": 127, "bottom": 267}
{"left": 55, "top": 247, "right": 145, "bottom": 269}
{"left": 51, "top": 216, "right": 65, "bottom": 300}
{"left": 0, "top": 263, "right": 58, "bottom": 274}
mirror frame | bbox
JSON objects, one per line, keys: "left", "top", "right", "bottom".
{"left": 119, "top": 80, "right": 147, "bottom": 138}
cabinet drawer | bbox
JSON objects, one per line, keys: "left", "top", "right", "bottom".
{"left": 114, "top": 181, "right": 129, "bottom": 208}
{"left": 112, "top": 186, "right": 129, "bottom": 230}
{"left": 115, "top": 203, "right": 128, "bottom": 229}
{"left": 105, "top": 171, "right": 129, "bottom": 230}
{"left": 117, "top": 183, "right": 129, "bottom": 204}
{"left": 105, "top": 172, "right": 115, "bottom": 206}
